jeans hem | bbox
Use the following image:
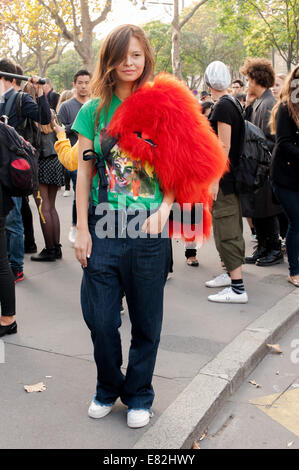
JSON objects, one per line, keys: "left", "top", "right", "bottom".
{"left": 93, "top": 395, "right": 115, "bottom": 407}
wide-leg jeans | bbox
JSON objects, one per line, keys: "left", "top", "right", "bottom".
{"left": 81, "top": 210, "right": 170, "bottom": 410}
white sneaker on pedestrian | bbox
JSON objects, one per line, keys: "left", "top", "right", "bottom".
{"left": 208, "top": 287, "right": 248, "bottom": 304}
{"left": 68, "top": 226, "right": 77, "bottom": 244}
{"left": 205, "top": 273, "right": 231, "bottom": 288}
{"left": 127, "top": 409, "right": 154, "bottom": 428}
{"left": 88, "top": 399, "right": 114, "bottom": 419}
{"left": 63, "top": 190, "right": 71, "bottom": 197}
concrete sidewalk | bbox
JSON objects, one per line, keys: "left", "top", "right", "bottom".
{"left": 1, "top": 191, "right": 298, "bottom": 449}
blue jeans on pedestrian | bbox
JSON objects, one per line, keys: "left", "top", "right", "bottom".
{"left": 81, "top": 210, "right": 170, "bottom": 410}
{"left": 5, "top": 197, "right": 24, "bottom": 271}
{"left": 272, "top": 184, "right": 299, "bottom": 276}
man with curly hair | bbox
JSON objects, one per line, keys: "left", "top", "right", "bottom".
{"left": 240, "top": 58, "right": 283, "bottom": 267}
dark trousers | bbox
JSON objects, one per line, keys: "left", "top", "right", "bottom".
{"left": 21, "top": 196, "right": 35, "bottom": 248}
{"left": 273, "top": 184, "right": 299, "bottom": 276}
{"left": 0, "top": 217, "right": 15, "bottom": 316}
{"left": 81, "top": 211, "right": 170, "bottom": 410}
{"left": 65, "top": 170, "right": 77, "bottom": 226}
{"left": 64, "top": 169, "right": 71, "bottom": 191}
{"left": 252, "top": 215, "right": 280, "bottom": 251}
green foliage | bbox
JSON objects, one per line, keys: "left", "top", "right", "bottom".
{"left": 212, "top": 0, "right": 299, "bottom": 69}
{"left": 143, "top": 21, "right": 172, "bottom": 74}
{"left": 47, "top": 49, "right": 83, "bottom": 92}
{"left": 47, "top": 38, "right": 101, "bottom": 92}
{"left": 143, "top": 6, "right": 247, "bottom": 88}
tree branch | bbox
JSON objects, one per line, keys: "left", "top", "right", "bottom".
{"left": 92, "top": 0, "right": 112, "bottom": 28}
{"left": 37, "top": 0, "right": 74, "bottom": 42}
{"left": 248, "top": 0, "right": 288, "bottom": 62}
{"left": 179, "top": 0, "right": 209, "bottom": 29}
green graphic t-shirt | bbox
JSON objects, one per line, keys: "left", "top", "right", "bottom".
{"left": 72, "top": 96, "right": 163, "bottom": 210}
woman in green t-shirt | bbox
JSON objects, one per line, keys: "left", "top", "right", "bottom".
{"left": 73, "top": 24, "right": 174, "bottom": 429}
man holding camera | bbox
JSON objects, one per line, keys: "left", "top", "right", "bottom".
{"left": 0, "top": 58, "right": 51, "bottom": 282}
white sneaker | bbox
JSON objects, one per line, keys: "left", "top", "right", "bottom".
{"left": 68, "top": 226, "right": 77, "bottom": 244}
{"left": 88, "top": 399, "right": 114, "bottom": 419}
{"left": 205, "top": 273, "right": 231, "bottom": 288}
{"left": 208, "top": 287, "right": 248, "bottom": 304}
{"left": 63, "top": 190, "right": 71, "bottom": 197}
{"left": 127, "top": 409, "right": 154, "bottom": 428}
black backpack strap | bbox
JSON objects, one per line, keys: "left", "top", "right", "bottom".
{"left": 220, "top": 94, "right": 245, "bottom": 117}
{"left": 15, "top": 91, "right": 27, "bottom": 131}
{"left": 83, "top": 149, "right": 108, "bottom": 204}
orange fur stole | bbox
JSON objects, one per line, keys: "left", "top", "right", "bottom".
{"left": 108, "top": 73, "right": 228, "bottom": 239}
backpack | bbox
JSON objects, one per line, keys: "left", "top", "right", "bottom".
{"left": 0, "top": 121, "right": 39, "bottom": 197}
{"left": 15, "top": 91, "right": 41, "bottom": 158}
{"left": 222, "top": 95, "right": 272, "bottom": 194}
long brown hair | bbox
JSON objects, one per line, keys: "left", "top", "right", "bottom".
{"left": 91, "top": 24, "right": 154, "bottom": 128}
{"left": 270, "top": 64, "right": 299, "bottom": 133}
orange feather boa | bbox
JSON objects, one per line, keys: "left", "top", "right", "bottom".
{"left": 108, "top": 73, "right": 228, "bottom": 239}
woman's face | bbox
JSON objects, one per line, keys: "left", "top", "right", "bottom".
{"left": 115, "top": 36, "right": 145, "bottom": 85}
{"left": 272, "top": 77, "right": 284, "bottom": 98}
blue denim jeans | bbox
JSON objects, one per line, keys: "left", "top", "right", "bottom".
{"left": 5, "top": 197, "right": 24, "bottom": 271}
{"left": 81, "top": 210, "right": 170, "bottom": 410}
{"left": 272, "top": 184, "right": 299, "bottom": 276}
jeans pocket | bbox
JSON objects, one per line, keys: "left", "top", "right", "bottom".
{"left": 133, "top": 237, "right": 166, "bottom": 280}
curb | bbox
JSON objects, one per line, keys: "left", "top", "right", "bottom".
{"left": 133, "top": 289, "right": 299, "bottom": 449}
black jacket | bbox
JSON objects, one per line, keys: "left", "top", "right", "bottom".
{"left": 0, "top": 183, "right": 13, "bottom": 217}
{"left": 245, "top": 88, "right": 282, "bottom": 218}
{"left": 271, "top": 103, "right": 299, "bottom": 191}
{"left": 251, "top": 89, "right": 276, "bottom": 152}
{"left": 0, "top": 88, "right": 51, "bottom": 132}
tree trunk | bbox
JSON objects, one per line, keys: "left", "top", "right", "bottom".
{"left": 171, "top": 0, "right": 182, "bottom": 79}
{"left": 74, "top": 38, "right": 95, "bottom": 73}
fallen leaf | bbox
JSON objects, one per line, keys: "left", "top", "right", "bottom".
{"left": 24, "top": 382, "right": 46, "bottom": 393}
{"left": 287, "top": 441, "right": 294, "bottom": 448}
{"left": 199, "top": 431, "right": 207, "bottom": 441}
{"left": 267, "top": 344, "right": 283, "bottom": 354}
{"left": 192, "top": 441, "right": 200, "bottom": 449}
{"left": 249, "top": 380, "right": 261, "bottom": 388}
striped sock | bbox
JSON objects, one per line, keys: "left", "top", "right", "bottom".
{"left": 231, "top": 279, "right": 245, "bottom": 294}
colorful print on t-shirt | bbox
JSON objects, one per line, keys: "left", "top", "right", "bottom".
{"left": 106, "top": 143, "right": 156, "bottom": 200}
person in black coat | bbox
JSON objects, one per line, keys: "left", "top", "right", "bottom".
{"left": 43, "top": 78, "right": 60, "bottom": 111}
{"left": 0, "top": 182, "right": 16, "bottom": 337}
{"left": 270, "top": 64, "right": 299, "bottom": 287}
{"left": 240, "top": 58, "right": 283, "bottom": 267}
{"left": 0, "top": 58, "right": 51, "bottom": 283}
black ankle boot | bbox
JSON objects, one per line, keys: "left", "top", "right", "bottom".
{"left": 31, "top": 248, "right": 56, "bottom": 262}
{"left": 54, "top": 244, "right": 62, "bottom": 260}
{"left": 0, "top": 321, "right": 17, "bottom": 337}
{"left": 256, "top": 249, "right": 284, "bottom": 266}
{"left": 245, "top": 245, "right": 267, "bottom": 264}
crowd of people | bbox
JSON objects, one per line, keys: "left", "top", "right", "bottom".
{"left": 0, "top": 23, "right": 298, "bottom": 430}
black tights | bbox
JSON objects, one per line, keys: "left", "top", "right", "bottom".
{"left": 34, "top": 184, "right": 60, "bottom": 249}
{"left": 0, "top": 217, "right": 15, "bottom": 316}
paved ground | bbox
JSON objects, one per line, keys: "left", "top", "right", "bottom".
{"left": 0, "top": 189, "right": 298, "bottom": 449}
{"left": 197, "top": 319, "right": 299, "bottom": 449}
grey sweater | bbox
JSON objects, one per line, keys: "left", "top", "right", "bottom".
{"left": 58, "top": 98, "right": 82, "bottom": 146}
